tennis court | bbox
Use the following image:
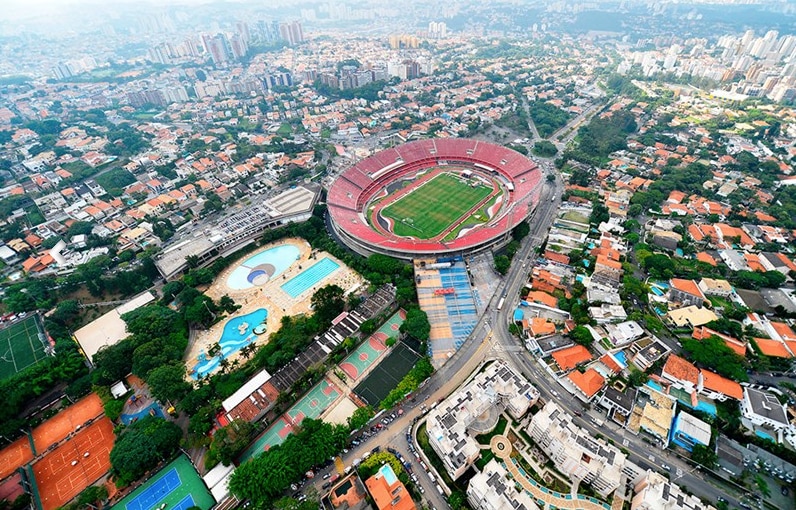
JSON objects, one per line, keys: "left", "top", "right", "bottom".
{"left": 32, "top": 393, "right": 104, "bottom": 452}
{"left": 32, "top": 417, "right": 115, "bottom": 510}
{"left": 354, "top": 343, "right": 421, "bottom": 406}
{"left": 125, "top": 468, "right": 181, "bottom": 510}
{"left": 112, "top": 455, "right": 214, "bottom": 510}
{"left": 0, "top": 315, "right": 50, "bottom": 381}
{"left": 0, "top": 436, "right": 33, "bottom": 480}
{"left": 339, "top": 310, "right": 405, "bottom": 380}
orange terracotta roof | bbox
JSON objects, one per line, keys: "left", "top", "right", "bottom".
{"left": 530, "top": 317, "right": 556, "bottom": 336}
{"left": 365, "top": 465, "right": 415, "bottom": 510}
{"left": 772, "top": 322, "right": 796, "bottom": 342}
{"left": 568, "top": 369, "right": 605, "bottom": 398}
{"left": 596, "top": 255, "right": 622, "bottom": 271}
{"left": 754, "top": 338, "right": 792, "bottom": 358}
{"left": 670, "top": 278, "right": 705, "bottom": 299}
{"left": 688, "top": 224, "right": 705, "bottom": 241}
{"left": 544, "top": 250, "right": 570, "bottom": 265}
{"left": 696, "top": 252, "right": 718, "bottom": 266}
{"left": 551, "top": 345, "right": 592, "bottom": 371}
{"left": 700, "top": 369, "right": 743, "bottom": 400}
{"left": 744, "top": 253, "right": 766, "bottom": 273}
{"left": 663, "top": 354, "right": 699, "bottom": 384}
{"left": 525, "top": 291, "right": 558, "bottom": 308}
{"left": 774, "top": 253, "right": 796, "bottom": 272}
{"left": 599, "top": 354, "right": 622, "bottom": 374}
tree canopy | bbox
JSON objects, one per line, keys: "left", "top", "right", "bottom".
{"left": 681, "top": 336, "right": 747, "bottom": 382}
{"left": 229, "top": 419, "right": 349, "bottom": 507}
{"left": 400, "top": 308, "right": 430, "bottom": 342}
{"left": 109, "top": 416, "right": 182, "bottom": 487}
{"left": 311, "top": 284, "right": 345, "bottom": 327}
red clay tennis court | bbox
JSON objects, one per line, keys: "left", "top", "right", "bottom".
{"left": 32, "top": 417, "right": 114, "bottom": 510}
{"left": 32, "top": 393, "right": 103, "bottom": 452}
{"left": 0, "top": 437, "right": 33, "bottom": 480}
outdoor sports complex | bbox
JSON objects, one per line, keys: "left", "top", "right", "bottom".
{"left": 327, "top": 139, "right": 543, "bottom": 259}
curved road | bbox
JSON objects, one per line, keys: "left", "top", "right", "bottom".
{"left": 313, "top": 162, "right": 742, "bottom": 509}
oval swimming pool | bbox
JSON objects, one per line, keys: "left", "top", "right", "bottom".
{"left": 227, "top": 244, "right": 301, "bottom": 290}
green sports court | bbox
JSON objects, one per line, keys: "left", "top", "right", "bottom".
{"left": 353, "top": 342, "right": 421, "bottom": 406}
{"left": 112, "top": 455, "right": 214, "bottom": 510}
{"left": 339, "top": 309, "right": 406, "bottom": 381}
{"left": 0, "top": 315, "right": 51, "bottom": 381}
{"left": 240, "top": 378, "right": 342, "bottom": 461}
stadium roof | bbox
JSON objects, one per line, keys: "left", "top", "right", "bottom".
{"left": 328, "top": 139, "right": 541, "bottom": 257}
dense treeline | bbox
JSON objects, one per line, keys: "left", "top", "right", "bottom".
{"left": 528, "top": 101, "right": 571, "bottom": 138}
{"left": 229, "top": 419, "right": 350, "bottom": 507}
{"left": 0, "top": 336, "right": 88, "bottom": 441}
{"left": 3, "top": 253, "right": 160, "bottom": 314}
{"left": 109, "top": 416, "right": 183, "bottom": 487}
{"left": 560, "top": 110, "right": 637, "bottom": 165}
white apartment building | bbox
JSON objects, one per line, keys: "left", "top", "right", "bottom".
{"left": 426, "top": 361, "right": 539, "bottom": 480}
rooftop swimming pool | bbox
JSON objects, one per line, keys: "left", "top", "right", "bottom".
{"left": 281, "top": 257, "right": 340, "bottom": 298}
{"left": 227, "top": 244, "right": 301, "bottom": 290}
{"left": 190, "top": 308, "right": 267, "bottom": 379}
{"left": 379, "top": 464, "right": 398, "bottom": 485}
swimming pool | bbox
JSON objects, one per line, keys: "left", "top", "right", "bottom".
{"left": 650, "top": 287, "right": 664, "bottom": 296}
{"left": 281, "top": 257, "right": 340, "bottom": 298}
{"left": 646, "top": 380, "right": 664, "bottom": 392}
{"left": 227, "top": 244, "right": 301, "bottom": 290}
{"left": 379, "top": 464, "right": 398, "bottom": 485}
{"left": 190, "top": 308, "right": 267, "bottom": 379}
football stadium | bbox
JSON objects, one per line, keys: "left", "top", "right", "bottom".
{"left": 327, "top": 139, "right": 543, "bottom": 259}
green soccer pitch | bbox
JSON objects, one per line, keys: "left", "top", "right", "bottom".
{"left": 380, "top": 172, "right": 494, "bottom": 239}
{"left": 0, "top": 315, "right": 49, "bottom": 381}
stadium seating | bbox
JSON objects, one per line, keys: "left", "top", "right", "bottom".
{"left": 328, "top": 139, "right": 541, "bottom": 256}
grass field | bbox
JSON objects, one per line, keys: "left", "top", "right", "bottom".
{"left": 381, "top": 172, "right": 493, "bottom": 239}
{"left": 0, "top": 315, "right": 49, "bottom": 381}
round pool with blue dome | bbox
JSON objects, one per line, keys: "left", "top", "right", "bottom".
{"left": 226, "top": 244, "right": 301, "bottom": 290}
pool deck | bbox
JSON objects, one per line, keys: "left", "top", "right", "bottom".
{"left": 183, "top": 237, "right": 365, "bottom": 380}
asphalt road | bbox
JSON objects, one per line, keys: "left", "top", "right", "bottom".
{"left": 310, "top": 162, "right": 748, "bottom": 508}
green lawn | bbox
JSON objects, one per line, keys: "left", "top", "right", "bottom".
{"left": 0, "top": 315, "right": 48, "bottom": 381}
{"left": 381, "top": 172, "right": 493, "bottom": 239}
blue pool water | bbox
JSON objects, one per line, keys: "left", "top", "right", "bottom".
{"left": 695, "top": 399, "right": 717, "bottom": 416}
{"left": 613, "top": 351, "right": 628, "bottom": 367}
{"left": 646, "top": 380, "right": 664, "bottom": 392}
{"left": 379, "top": 464, "right": 398, "bottom": 485}
{"left": 650, "top": 287, "right": 664, "bottom": 296}
{"left": 281, "top": 257, "right": 340, "bottom": 298}
{"left": 227, "top": 244, "right": 301, "bottom": 290}
{"left": 576, "top": 275, "right": 585, "bottom": 283}
{"left": 756, "top": 430, "right": 775, "bottom": 442}
{"left": 120, "top": 402, "right": 165, "bottom": 425}
{"left": 191, "top": 308, "right": 268, "bottom": 379}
